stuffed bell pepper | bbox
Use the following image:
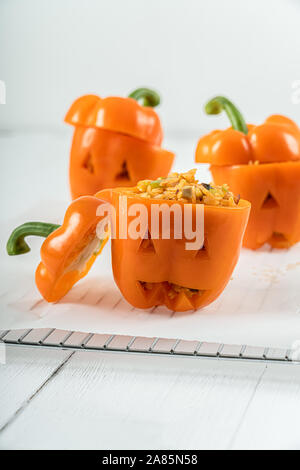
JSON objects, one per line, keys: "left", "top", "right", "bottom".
{"left": 65, "top": 88, "right": 175, "bottom": 199}
{"left": 195, "top": 96, "right": 300, "bottom": 249}
{"left": 7, "top": 170, "right": 250, "bottom": 312}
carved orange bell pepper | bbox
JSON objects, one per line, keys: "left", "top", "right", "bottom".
{"left": 7, "top": 176, "right": 250, "bottom": 312}
{"left": 94, "top": 186, "right": 250, "bottom": 312}
{"left": 7, "top": 197, "right": 109, "bottom": 302}
{"left": 65, "top": 88, "right": 175, "bottom": 199}
{"left": 195, "top": 96, "right": 300, "bottom": 249}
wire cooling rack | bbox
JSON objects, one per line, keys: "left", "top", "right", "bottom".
{"left": 1, "top": 328, "right": 299, "bottom": 364}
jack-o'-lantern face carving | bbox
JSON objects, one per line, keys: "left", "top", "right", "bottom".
{"left": 69, "top": 127, "right": 174, "bottom": 199}
{"left": 195, "top": 96, "right": 300, "bottom": 250}
{"left": 96, "top": 189, "right": 250, "bottom": 312}
{"left": 65, "top": 94, "right": 174, "bottom": 199}
{"left": 211, "top": 162, "right": 300, "bottom": 249}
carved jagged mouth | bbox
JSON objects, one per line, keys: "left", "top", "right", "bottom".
{"left": 138, "top": 280, "right": 207, "bottom": 309}
{"left": 271, "top": 232, "right": 287, "bottom": 241}
{"left": 268, "top": 232, "right": 291, "bottom": 248}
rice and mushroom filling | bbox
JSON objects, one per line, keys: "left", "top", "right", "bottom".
{"left": 129, "top": 169, "right": 240, "bottom": 207}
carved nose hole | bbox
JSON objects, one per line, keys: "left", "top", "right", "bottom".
{"left": 115, "top": 161, "right": 130, "bottom": 181}
{"left": 83, "top": 153, "right": 94, "bottom": 174}
{"left": 195, "top": 239, "right": 209, "bottom": 259}
{"left": 261, "top": 192, "right": 279, "bottom": 209}
{"left": 138, "top": 231, "right": 156, "bottom": 253}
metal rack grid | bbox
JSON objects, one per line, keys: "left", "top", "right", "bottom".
{"left": 1, "top": 328, "right": 299, "bottom": 364}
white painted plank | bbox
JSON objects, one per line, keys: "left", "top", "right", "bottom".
{"left": 231, "top": 363, "right": 300, "bottom": 450}
{"left": 0, "top": 350, "right": 265, "bottom": 450}
{"left": 0, "top": 346, "right": 69, "bottom": 431}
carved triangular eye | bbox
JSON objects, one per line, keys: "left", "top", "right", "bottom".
{"left": 83, "top": 153, "right": 94, "bottom": 174}
{"left": 115, "top": 161, "right": 130, "bottom": 181}
{"left": 138, "top": 231, "right": 156, "bottom": 253}
{"left": 261, "top": 192, "right": 279, "bottom": 209}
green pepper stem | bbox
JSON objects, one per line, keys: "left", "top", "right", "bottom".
{"left": 204, "top": 96, "right": 248, "bottom": 134}
{"left": 6, "top": 222, "right": 60, "bottom": 256}
{"left": 128, "top": 88, "right": 160, "bottom": 107}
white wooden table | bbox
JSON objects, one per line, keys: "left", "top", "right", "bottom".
{"left": 1, "top": 345, "right": 300, "bottom": 450}
{"left": 0, "top": 131, "right": 300, "bottom": 450}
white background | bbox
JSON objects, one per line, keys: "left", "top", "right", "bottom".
{"left": 1, "top": 0, "right": 300, "bottom": 134}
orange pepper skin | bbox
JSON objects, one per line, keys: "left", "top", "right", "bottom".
{"left": 65, "top": 94, "right": 163, "bottom": 146}
{"left": 211, "top": 162, "right": 300, "bottom": 249}
{"left": 35, "top": 196, "right": 109, "bottom": 302}
{"left": 247, "top": 120, "right": 300, "bottom": 164}
{"left": 195, "top": 116, "right": 300, "bottom": 165}
{"left": 69, "top": 126, "right": 175, "bottom": 199}
{"left": 96, "top": 189, "right": 250, "bottom": 312}
{"left": 195, "top": 128, "right": 253, "bottom": 165}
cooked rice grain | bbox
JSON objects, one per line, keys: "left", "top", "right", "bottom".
{"left": 128, "top": 169, "right": 239, "bottom": 207}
